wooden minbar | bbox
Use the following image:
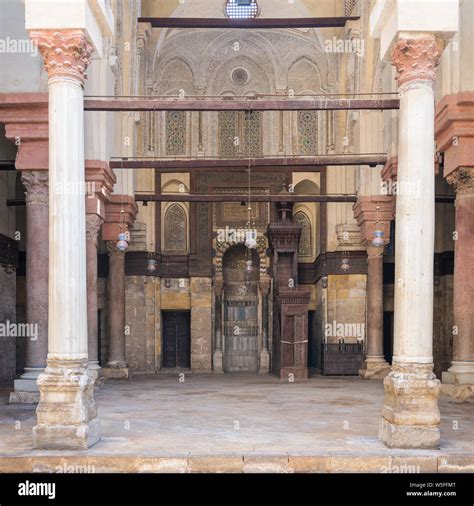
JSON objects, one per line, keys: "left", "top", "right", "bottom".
{"left": 267, "top": 190, "right": 311, "bottom": 381}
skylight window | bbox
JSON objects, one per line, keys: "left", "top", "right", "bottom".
{"left": 225, "top": 0, "right": 259, "bottom": 19}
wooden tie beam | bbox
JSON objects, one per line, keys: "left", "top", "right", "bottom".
{"left": 135, "top": 194, "right": 358, "bottom": 203}
{"left": 109, "top": 154, "right": 388, "bottom": 170}
{"left": 138, "top": 17, "right": 360, "bottom": 30}
{"left": 85, "top": 97, "right": 399, "bottom": 112}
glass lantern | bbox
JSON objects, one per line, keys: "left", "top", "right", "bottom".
{"left": 372, "top": 230, "right": 385, "bottom": 248}
{"left": 116, "top": 232, "right": 129, "bottom": 252}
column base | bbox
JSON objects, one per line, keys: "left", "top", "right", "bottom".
{"left": 33, "top": 418, "right": 101, "bottom": 451}
{"left": 33, "top": 358, "right": 100, "bottom": 450}
{"left": 88, "top": 362, "right": 103, "bottom": 386}
{"left": 9, "top": 391, "right": 40, "bottom": 404}
{"left": 213, "top": 350, "right": 224, "bottom": 374}
{"left": 379, "top": 362, "right": 441, "bottom": 449}
{"left": 88, "top": 361, "right": 101, "bottom": 371}
{"left": 359, "top": 357, "right": 391, "bottom": 379}
{"left": 9, "top": 368, "right": 43, "bottom": 404}
{"left": 441, "top": 362, "right": 474, "bottom": 402}
{"left": 379, "top": 418, "right": 440, "bottom": 449}
{"left": 258, "top": 349, "right": 270, "bottom": 374}
{"left": 102, "top": 362, "right": 129, "bottom": 380}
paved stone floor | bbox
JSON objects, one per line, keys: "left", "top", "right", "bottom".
{"left": 0, "top": 374, "right": 473, "bottom": 472}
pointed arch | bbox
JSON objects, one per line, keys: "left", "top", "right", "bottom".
{"left": 293, "top": 211, "right": 312, "bottom": 258}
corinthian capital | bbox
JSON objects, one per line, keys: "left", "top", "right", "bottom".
{"left": 29, "top": 29, "right": 93, "bottom": 84}
{"left": 391, "top": 37, "right": 443, "bottom": 88}
{"left": 86, "top": 214, "right": 104, "bottom": 241}
{"left": 21, "top": 170, "right": 49, "bottom": 205}
{"left": 447, "top": 168, "right": 474, "bottom": 196}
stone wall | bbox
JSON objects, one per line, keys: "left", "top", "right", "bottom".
{"left": 124, "top": 275, "right": 160, "bottom": 374}
{"left": 326, "top": 274, "right": 367, "bottom": 344}
{"left": 0, "top": 269, "right": 16, "bottom": 381}
{"left": 190, "top": 277, "right": 212, "bottom": 372}
{"left": 121, "top": 275, "right": 215, "bottom": 375}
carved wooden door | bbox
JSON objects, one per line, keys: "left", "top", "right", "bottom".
{"left": 162, "top": 311, "right": 191, "bottom": 368}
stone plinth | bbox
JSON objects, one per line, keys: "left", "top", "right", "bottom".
{"left": 379, "top": 363, "right": 441, "bottom": 449}
{"left": 33, "top": 359, "right": 100, "bottom": 450}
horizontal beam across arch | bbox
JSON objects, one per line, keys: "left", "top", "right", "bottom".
{"left": 84, "top": 97, "right": 399, "bottom": 112}
{"left": 136, "top": 194, "right": 358, "bottom": 203}
{"left": 138, "top": 17, "right": 360, "bottom": 30}
{"left": 109, "top": 154, "right": 388, "bottom": 170}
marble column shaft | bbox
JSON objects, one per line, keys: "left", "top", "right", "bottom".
{"left": 30, "top": 29, "right": 100, "bottom": 450}
{"left": 379, "top": 36, "right": 443, "bottom": 449}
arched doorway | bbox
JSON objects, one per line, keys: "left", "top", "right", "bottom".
{"left": 222, "top": 244, "right": 260, "bottom": 373}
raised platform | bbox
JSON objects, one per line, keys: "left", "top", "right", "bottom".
{"left": 0, "top": 375, "right": 473, "bottom": 473}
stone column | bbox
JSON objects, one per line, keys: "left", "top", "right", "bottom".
{"left": 361, "top": 245, "right": 391, "bottom": 378}
{"left": 10, "top": 171, "right": 49, "bottom": 403}
{"left": 379, "top": 37, "right": 443, "bottom": 449}
{"left": 84, "top": 160, "right": 116, "bottom": 381}
{"left": 86, "top": 215, "right": 103, "bottom": 375}
{"left": 104, "top": 241, "right": 129, "bottom": 379}
{"left": 30, "top": 29, "right": 99, "bottom": 449}
{"left": 213, "top": 280, "right": 224, "bottom": 373}
{"left": 101, "top": 195, "right": 138, "bottom": 379}
{"left": 441, "top": 169, "right": 474, "bottom": 401}
{"left": 258, "top": 279, "right": 271, "bottom": 374}
{"left": 435, "top": 93, "right": 474, "bottom": 402}
{"left": 353, "top": 196, "right": 393, "bottom": 379}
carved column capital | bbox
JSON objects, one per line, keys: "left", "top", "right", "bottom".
{"left": 353, "top": 196, "right": 394, "bottom": 247}
{"left": 21, "top": 170, "right": 49, "bottom": 205}
{"left": 447, "top": 168, "right": 474, "bottom": 196}
{"left": 106, "top": 240, "right": 124, "bottom": 257}
{"left": 86, "top": 214, "right": 103, "bottom": 241}
{"left": 391, "top": 37, "right": 443, "bottom": 88}
{"left": 29, "top": 29, "right": 93, "bottom": 84}
{"left": 367, "top": 245, "right": 384, "bottom": 259}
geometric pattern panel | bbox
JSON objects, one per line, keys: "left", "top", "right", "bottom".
{"left": 297, "top": 111, "right": 318, "bottom": 155}
{"left": 164, "top": 203, "right": 187, "bottom": 252}
{"left": 166, "top": 111, "right": 186, "bottom": 155}
{"left": 218, "top": 111, "right": 262, "bottom": 157}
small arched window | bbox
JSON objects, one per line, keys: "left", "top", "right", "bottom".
{"left": 293, "top": 212, "right": 312, "bottom": 258}
{"left": 164, "top": 204, "right": 187, "bottom": 252}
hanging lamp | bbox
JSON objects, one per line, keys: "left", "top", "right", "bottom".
{"left": 372, "top": 206, "right": 385, "bottom": 247}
